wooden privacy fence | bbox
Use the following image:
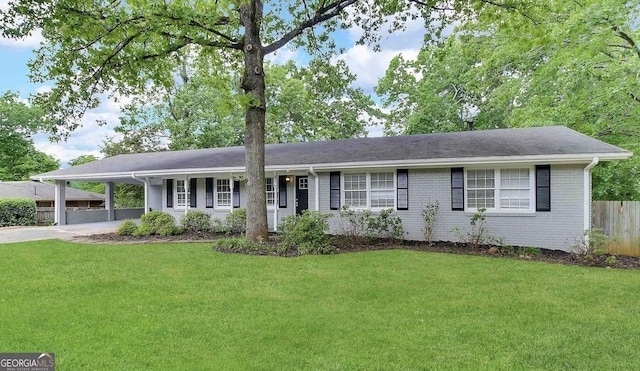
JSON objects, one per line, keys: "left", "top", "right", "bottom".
{"left": 36, "top": 207, "right": 55, "bottom": 225}
{"left": 592, "top": 201, "right": 640, "bottom": 257}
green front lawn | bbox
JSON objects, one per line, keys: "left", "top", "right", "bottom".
{"left": 1, "top": 240, "right": 640, "bottom": 369}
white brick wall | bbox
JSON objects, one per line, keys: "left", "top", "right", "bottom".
{"left": 160, "top": 165, "right": 586, "bottom": 252}
{"left": 317, "top": 165, "right": 585, "bottom": 251}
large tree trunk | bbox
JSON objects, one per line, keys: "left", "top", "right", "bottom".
{"left": 239, "top": 0, "right": 269, "bottom": 242}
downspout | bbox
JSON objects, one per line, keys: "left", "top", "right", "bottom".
{"left": 131, "top": 174, "right": 149, "bottom": 214}
{"left": 584, "top": 157, "right": 599, "bottom": 233}
{"left": 309, "top": 167, "right": 319, "bottom": 211}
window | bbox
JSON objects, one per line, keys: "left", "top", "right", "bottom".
{"left": 464, "top": 168, "right": 533, "bottom": 211}
{"left": 500, "top": 169, "right": 530, "bottom": 209}
{"left": 266, "top": 178, "right": 276, "bottom": 207}
{"left": 216, "top": 179, "right": 231, "bottom": 208}
{"left": 298, "top": 177, "right": 308, "bottom": 190}
{"left": 343, "top": 171, "right": 396, "bottom": 210}
{"left": 467, "top": 169, "right": 495, "bottom": 209}
{"left": 344, "top": 173, "right": 367, "bottom": 208}
{"left": 176, "top": 180, "right": 187, "bottom": 208}
{"left": 370, "top": 172, "right": 395, "bottom": 208}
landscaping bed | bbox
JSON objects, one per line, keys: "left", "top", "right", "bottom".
{"left": 78, "top": 232, "right": 640, "bottom": 270}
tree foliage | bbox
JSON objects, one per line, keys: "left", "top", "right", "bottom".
{"left": 110, "top": 56, "right": 377, "bottom": 150}
{"left": 377, "top": 0, "right": 640, "bottom": 200}
{"left": 0, "top": 91, "right": 59, "bottom": 181}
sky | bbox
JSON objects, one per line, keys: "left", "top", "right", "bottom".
{"left": 0, "top": 2, "right": 426, "bottom": 165}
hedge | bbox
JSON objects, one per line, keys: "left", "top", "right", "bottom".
{"left": 0, "top": 198, "right": 37, "bottom": 227}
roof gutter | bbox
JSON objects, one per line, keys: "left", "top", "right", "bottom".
{"left": 131, "top": 173, "right": 149, "bottom": 214}
{"left": 584, "top": 157, "right": 599, "bottom": 233}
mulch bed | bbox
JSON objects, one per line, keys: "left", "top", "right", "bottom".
{"left": 77, "top": 233, "right": 640, "bottom": 270}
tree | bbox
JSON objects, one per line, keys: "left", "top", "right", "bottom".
{"left": 377, "top": 0, "right": 640, "bottom": 199}
{"left": 0, "top": 91, "right": 59, "bottom": 181}
{"left": 67, "top": 155, "right": 105, "bottom": 194}
{"left": 265, "top": 59, "right": 377, "bottom": 143}
{"left": 1, "top": 0, "right": 516, "bottom": 240}
{"left": 112, "top": 56, "right": 376, "bottom": 150}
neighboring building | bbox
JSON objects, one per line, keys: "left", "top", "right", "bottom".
{"left": 0, "top": 181, "right": 104, "bottom": 208}
{"left": 33, "top": 126, "right": 632, "bottom": 251}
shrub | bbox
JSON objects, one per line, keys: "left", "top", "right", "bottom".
{"left": 0, "top": 198, "right": 36, "bottom": 227}
{"left": 422, "top": 201, "right": 439, "bottom": 242}
{"left": 225, "top": 208, "right": 246, "bottom": 235}
{"left": 572, "top": 228, "right": 609, "bottom": 258}
{"left": 338, "top": 206, "right": 404, "bottom": 244}
{"left": 137, "top": 211, "right": 181, "bottom": 236}
{"left": 279, "top": 210, "right": 335, "bottom": 254}
{"left": 211, "top": 218, "right": 229, "bottom": 234}
{"left": 368, "top": 208, "right": 404, "bottom": 241}
{"left": 116, "top": 220, "right": 138, "bottom": 236}
{"left": 133, "top": 223, "right": 154, "bottom": 237}
{"left": 338, "top": 206, "right": 370, "bottom": 244}
{"left": 451, "top": 208, "right": 500, "bottom": 248}
{"left": 180, "top": 210, "right": 213, "bottom": 234}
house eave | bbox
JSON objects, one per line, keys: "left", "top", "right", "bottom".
{"left": 31, "top": 152, "right": 631, "bottom": 181}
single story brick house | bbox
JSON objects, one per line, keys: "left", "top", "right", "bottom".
{"left": 33, "top": 126, "right": 631, "bottom": 251}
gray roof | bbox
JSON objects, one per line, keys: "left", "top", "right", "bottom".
{"left": 33, "top": 126, "right": 632, "bottom": 182}
{"left": 0, "top": 181, "right": 105, "bottom": 201}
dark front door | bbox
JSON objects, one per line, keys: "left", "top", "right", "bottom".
{"left": 296, "top": 176, "right": 309, "bottom": 215}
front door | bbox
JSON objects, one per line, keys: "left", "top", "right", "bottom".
{"left": 296, "top": 176, "right": 309, "bottom": 215}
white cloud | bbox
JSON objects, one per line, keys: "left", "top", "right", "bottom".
{"left": 335, "top": 45, "right": 419, "bottom": 92}
{"left": 266, "top": 45, "right": 301, "bottom": 65}
{"left": 32, "top": 96, "right": 124, "bottom": 165}
{"left": 0, "top": 0, "right": 44, "bottom": 49}
{"left": 333, "top": 9, "right": 425, "bottom": 94}
{"left": 0, "top": 29, "right": 44, "bottom": 48}
{"left": 34, "top": 85, "right": 52, "bottom": 94}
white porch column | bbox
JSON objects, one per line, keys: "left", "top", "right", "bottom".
{"left": 274, "top": 175, "right": 278, "bottom": 232}
{"left": 105, "top": 181, "right": 115, "bottom": 221}
{"left": 144, "top": 177, "right": 150, "bottom": 213}
{"left": 54, "top": 180, "right": 66, "bottom": 225}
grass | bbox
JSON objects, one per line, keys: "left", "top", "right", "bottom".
{"left": 1, "top": 240, "right": 640, "bottom": 370}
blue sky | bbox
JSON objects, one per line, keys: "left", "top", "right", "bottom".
{"left": 0, "top": 2, "right": 425, "bottom": 165}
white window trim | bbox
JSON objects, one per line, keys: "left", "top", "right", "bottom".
{"left": 464, "top": 166, "right": 535, "bottom": 213}
{"left": 215, "top": 178, "right": 232, "bottom": 209}
{"left": 342, "top": 171, "right": 397, "bottom": 211}
{"left": 175, "top": 179, "right": 187, "bottom": 209}
{"left": 266, "top": 177, "right": 276, "bottom": 209}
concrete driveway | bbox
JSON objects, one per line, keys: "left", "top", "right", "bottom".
{"left": 0, "top": 220, "right": 131, "bottom": 244}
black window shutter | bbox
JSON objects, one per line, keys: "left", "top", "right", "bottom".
{"left": 451, "top": 168, "right": 464, "bottom": 211}
{"left": 397, "top": 169, "right": 409, "bottom": 210}
{"left": 279, "top": 176, "right": 288, "bottom": 208}
{"left": 536, "top": 165, "right": 551, "bottom": 212}
{"left": 233, "top": 180, "right": 240, "bottom": 208}
{"left": 189, "top": 178, "right": 197, "bottom": 208}
{"left": 330, "top": 172, "right": 341, "bottom": 210}
{"left": 205, "top": 178, "right": 214, "bottom": 208}
{"left": 166, "top": 178, "right": 174, "bottom": 208}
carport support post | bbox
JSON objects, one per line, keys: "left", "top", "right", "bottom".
{"left": 105, "top": 182, "right": 115, "bottom": 221}
{"left": 54, "top": 180, "right": 66, "bottom": 225}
